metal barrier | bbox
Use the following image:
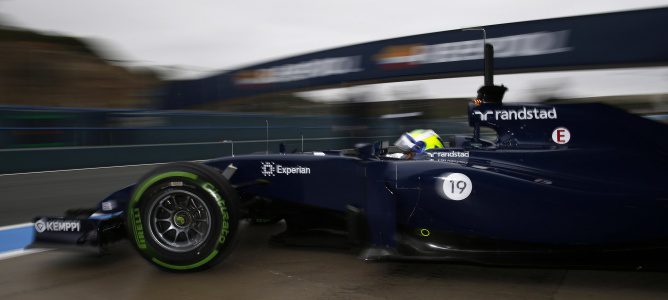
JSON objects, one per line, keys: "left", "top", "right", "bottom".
{"left": 0, "top": 106, "right": 471, "bottom": 173}
{"left": 0, "top": 106, "right": 468, "bottom": 150}
{"left": 0, "top": 135, "right": 395, "bottom": 174}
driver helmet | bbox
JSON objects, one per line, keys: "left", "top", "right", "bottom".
{"left": 394, "top": 129, "right": 445, "bottom": 154}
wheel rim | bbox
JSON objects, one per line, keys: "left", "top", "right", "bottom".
{"left": 146, "top": 189, "right": 212, "bottom": 253}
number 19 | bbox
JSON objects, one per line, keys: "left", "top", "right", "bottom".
{"left": 449, "top": 180, "right": 467, "bottom": 194}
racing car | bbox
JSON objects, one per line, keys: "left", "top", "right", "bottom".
{"left": 31, "top": 44, "right": 668, "bottom": 272}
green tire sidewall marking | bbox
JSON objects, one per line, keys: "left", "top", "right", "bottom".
{"left": 152, "top": 250, "right": 219, "bottom": 270}
{"left": 130, "top": 171, "right": 198, "bottom": 206}
{"left": 201, "top": 182, "right": 230, "bottom": 245}
{"left": 128, "top": 170, "right": 231, "bottom": 270}
{"left": 132, "top": 208, "right": 147, "bottom": 249}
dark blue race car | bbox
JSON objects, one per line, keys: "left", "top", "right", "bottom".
{"left": 31, "top": 45, "right": 668, "bottom": 272}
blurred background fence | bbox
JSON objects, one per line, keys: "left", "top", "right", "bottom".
{"left": 0, "top": 105, "right": 470, "bottom": 173}
{"left": 1, "top": 7, "right": 667, "bottom": 174}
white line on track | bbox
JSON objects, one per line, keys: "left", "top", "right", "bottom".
{"left": 0, "top": 135, "right": 399, "bottom": 152}
{"left": 0, "top": 248, "right": 49, "bottom": 261}
{"left": 0, "top": 222, "right": 32, "bottom": 231}
{"left": 0, "top": 160, "right": 214, "bottom": 177}
{"left": 0, "top": 161, "right": 171, "bottom": 177}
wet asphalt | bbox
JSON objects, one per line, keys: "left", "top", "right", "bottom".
{"left": 2, "top": 166, "right": 668, "bottom": 299}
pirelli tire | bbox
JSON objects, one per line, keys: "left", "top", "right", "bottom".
{"left": 126, "top": 162, "right": 240, "bottom": 272}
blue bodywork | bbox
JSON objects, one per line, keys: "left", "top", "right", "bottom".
{"left": 207, "top": 102, "right": 667, "bottom": 245}
{"left": 34, "top": 100, "right": 668, "bottom": 266}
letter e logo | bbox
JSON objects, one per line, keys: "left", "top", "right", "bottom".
{"left": 551, "top": 127, "right": 571, "bottom": 144}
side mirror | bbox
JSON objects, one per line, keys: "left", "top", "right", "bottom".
{"left": 354, "top": 143, "right": 377, "bottom": 160}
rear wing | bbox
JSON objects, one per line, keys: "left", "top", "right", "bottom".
{"left": 468, "top": 102, "right": 668, "bottom": 150}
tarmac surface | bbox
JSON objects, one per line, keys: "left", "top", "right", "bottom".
{"left": 2, "top": 165, "right": 668, "bottom": 299}
{"left": 0, "top": 164, "right": 155, "bottom": 226}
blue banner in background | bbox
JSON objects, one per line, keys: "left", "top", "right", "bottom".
{"left": 161, "top": 7, "right": 668, "bottom": 109}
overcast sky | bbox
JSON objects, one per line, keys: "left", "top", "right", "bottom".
{"left": 1, "top": 0, "right": 667, "bottom": 101}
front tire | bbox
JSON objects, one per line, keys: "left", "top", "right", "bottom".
{"left": 127, "top": 162, "right": 239, "bottom": 272}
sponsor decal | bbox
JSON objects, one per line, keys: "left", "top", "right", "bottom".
{"left": 34, "top": 219, "right": 46, "bottom": 233}
{"left": 436, "top": 173, "right": 473, "bottom": 201}
{"left": 427, "top": 151, "right": 469, "bottom": 163}
{"left": 428, "top": 151, "right": 469, "bottom": 158}
{"left": 473, "top": 107, "right": 557, "bottom": 121}
{"left": 552, "top": 127, "right": 571, "bottom": 144}
{"left": 260, "top": 161, "right": 311, "bottom": 177}
{"left": 374, "top": 44, "right": 425, "bottom": 69}
{"left": 375, "top": 31, "right": 571, "bottom": 69}
{"left": 34, "top": 218, "right": 80, "bottom": 233}
{"left": 234, "top": 56, "right": 362, "bottom": 86}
